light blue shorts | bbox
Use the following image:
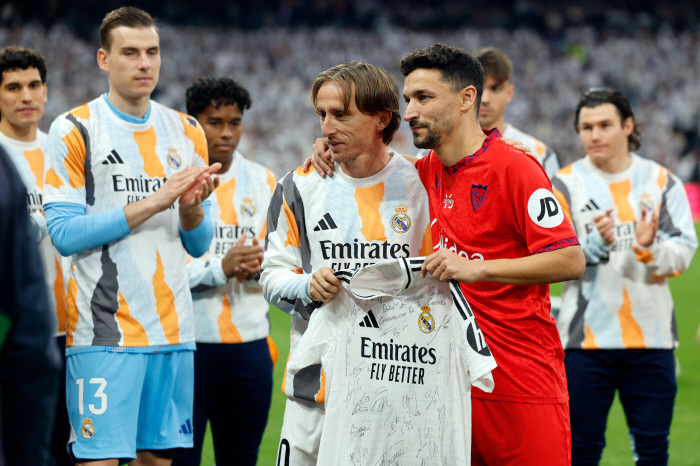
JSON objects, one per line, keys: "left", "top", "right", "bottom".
{"left": 66, "top": 350, "right": 194, "bottom": 462}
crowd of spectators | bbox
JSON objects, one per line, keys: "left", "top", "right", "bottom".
{"left": 1, "top": 22, "right": 699, "bottom": 178}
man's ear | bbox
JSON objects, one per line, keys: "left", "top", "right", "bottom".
{"left": 460, "top": 85, "right": 478, "bottom": 115}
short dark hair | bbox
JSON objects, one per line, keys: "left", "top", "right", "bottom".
{"left": 311, "top": 61, "right": 401, "bottom": 145}
{"left": 400, "top": 43, "right": 484, "bottom": 112}
{"left": 100, "top": 7, "right": 159, "bottom": 52}
{"left": 575, "top": 88, "right": 642, "bottom": 151}
{"left": 474, "top": 47, "right": 512, "bottom": 85}
{"left": 186, "top": 77, "right": 252, "bottom": 118}
{"left": 0, "top": 46, "right": 47, "bottom": 85}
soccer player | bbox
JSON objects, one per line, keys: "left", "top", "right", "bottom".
{"left": 260, "top": 61, "right": 433, "bottom": 466}
{"left": 43, "top": 7, "right": 219, "bottom": 466}
{"left": 172, "top": 77, "right": 276, "bottom": 466}
{"left": 0, "top": 45, "right": 71, "bottom": 466}
{"left": 552, "top": 88, "right": 697, "bottom": 465}
{"left": 415, "top": 47, "right": 560, "bottom": 178}
{"left": 401, "top": 44, "right": 585, "bottom": 464}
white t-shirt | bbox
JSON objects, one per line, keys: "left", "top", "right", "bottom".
{"left": 287, "top": 258, "right": 496, "bottom": 465}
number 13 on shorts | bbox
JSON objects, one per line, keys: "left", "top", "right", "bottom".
{"left": 76, "top": 378, "right": 108, "bottom": 415}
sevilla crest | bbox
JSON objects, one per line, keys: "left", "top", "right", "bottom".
{"left": 471, "top": 184, "right": 487, "bottom": 210}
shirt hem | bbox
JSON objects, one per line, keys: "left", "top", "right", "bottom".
{"left": 472, "top": 392, "right": 568, "bottom": 404}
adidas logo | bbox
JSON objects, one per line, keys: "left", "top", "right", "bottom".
{"left": 179, "top": 419, "right": 193, "bottom": 435}
{"left": 101, "top": 150, "right": 124, "bottom": 165}
{"left": 359, "top": 309, "right": 379, "bottom": 328}
{"left": 313, "top": 213, "right": 338, "bottom": 231}
{"left": 580, "top": 199, "right": 600, "bottom": 212}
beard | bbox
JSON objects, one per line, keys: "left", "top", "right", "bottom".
{"left": 410, "top": 113, "right": 456, "bottom": 149}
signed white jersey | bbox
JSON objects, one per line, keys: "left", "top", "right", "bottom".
{"left": 286, "top": 258, "right": 496, "bottom": 465}
{"left": 552, "top": 154, "right": 697, "bottom": 349}
{"left": 0, "top": 130, "right": 69, "bottom": 336}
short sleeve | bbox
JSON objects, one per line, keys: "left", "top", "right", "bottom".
{"left": 505, "top": 152, "right": 578, "bottom": 254}
{"left": 43, "top": 115, "right": 88, "bottom": 206}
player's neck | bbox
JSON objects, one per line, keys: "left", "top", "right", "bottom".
{"left": 481, "top": 116, "right": 505, "bottom": 134}
{"left": 340, "top": 143, "right": 391, "bottom": 179}
{"left": 592, "top": 151, "right": 632, "bottom": 174}
{"left": 0, "top": 120, "right": 37, "bottom": 143}
{"left": 107, "top": 90, "right": 151, "bottom": 119}
{"left": 433, "top": 118, "right": 486, "bottom": 168}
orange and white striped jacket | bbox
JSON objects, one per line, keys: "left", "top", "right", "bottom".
{"left": 260, "top": 153, "right": 433, "bottom": 402}
{"left": 43, "top": 96, "right": 208, "bottom": 350}
{"left": 552, "top": 154, "right": 697, "bottom": 350}
{"left": 0, "top": 130, "right": 70, "bottom": 336}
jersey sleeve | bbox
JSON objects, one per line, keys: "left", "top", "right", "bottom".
{"left": 260, "top": 172, "right": 319, "bottom": 319}
{"left": 505, "top": 152, "right": 579, "bottom": 254}
{"left": 632, "top": 171, "right": 698, "bottom": 277}
{"left": 43, "top": 114, "right": 89, "bottom": 207}
{"left": 542, "top": 147, "right": 561, "bottom": 180}
{"left": 449, "top": 281, "right": 497, "bottom": 392}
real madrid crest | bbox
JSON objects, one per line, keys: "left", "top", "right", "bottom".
{"left": 391, "top": 204, "right": 411, "bottom": 234}
{"left": 167, "top": 146, "right": 182, "bottom": 169}
{"left": 418, "top": 304, "right": 435, "bottom": 334}
{"left": 240, "top": 197, "right": 256, "bottom": 218}
{"left": 639, "top": 193, "right": 654, "bottom": 213}
{"left": 81, "top": 418, "right": 95, "bottom": 439}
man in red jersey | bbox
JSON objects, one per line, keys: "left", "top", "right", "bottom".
{"left": 401, "top": 44, "right": 585, "bottom": 465}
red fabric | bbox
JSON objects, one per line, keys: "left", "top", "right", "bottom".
{"left": 416, "top": 129, "right": 578, "bottom": 403}
{"left": 471, "top": 398, "right": 571, "bottom": 465}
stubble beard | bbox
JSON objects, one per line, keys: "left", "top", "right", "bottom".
{"left": 412, "top": 113, "right": 456, "bottom": 149}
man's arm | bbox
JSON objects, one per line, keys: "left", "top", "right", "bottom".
{"left": 422, "top": 245, "right": 585, "bottom": 285}
{"left": 632, "top": 172, "right": 698, "bottom": 277}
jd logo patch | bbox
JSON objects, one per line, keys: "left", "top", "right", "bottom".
{"left": 527, "top": 188, "right": 564, "bottom": 228}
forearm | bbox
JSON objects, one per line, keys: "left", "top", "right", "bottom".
{"left": 188, "top": 256, "right": 227, "bottom": 292}
{"left": 580, "top": 229, "right": 612, "bottom": 265}
{"left": 260, "top": 266, "right": 313, "bottom": 317}
{"left": 45, "top": 203, "right": 131, "bottom": 256}
{"left": 472, "top": 245, "right": 585, "bottom": 285}
{"left": 179, "top": 200, "right": 213, "bottom": 258}
{"left": 124, "top": 196, "right": 163, "bottom": 231}
{"left": 179, "top": 204, "right": 205, "bottom": 231}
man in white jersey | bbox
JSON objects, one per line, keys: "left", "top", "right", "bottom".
{"left": 172, "top": 77, "right": 276, "bottom": 466}
{"left": 286, "top": 258, "right": 496, "bottom": 465}
{"left": 43, "top": 7, "right": 219, "bottom": 466}
{"left": 552, "top": 88, "right": 697, "bottom": 465}
{"left": 261, "top": 62, "right": 434, "bottom": 466}
{"left": 414, "top": 47, "right": 560, "bottom": 179}
{"left": 0, "top": 45, "right": 72, "bottom": 466}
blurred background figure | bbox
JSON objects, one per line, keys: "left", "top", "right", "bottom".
{"left": 0, "top": 144, "right": 61, "bottom": 466}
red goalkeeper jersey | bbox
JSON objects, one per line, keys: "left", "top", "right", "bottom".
{"left": 416, "top": 128, "right": 579, "bottom": 404}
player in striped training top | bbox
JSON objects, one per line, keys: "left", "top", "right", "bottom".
{"left": 261, "top": 62, "right": 433, "bottom": 466}
{"left": 286, "top": 258, "right": 497, "bottom": 466}
{"left": 415, "top": 47, "right": 560, "bottom": 179}
{"left": 171, "top": 78, "right": 277, "bottom": 466}
{"left": 0, "top": 45, "right": 72, "bottom": 466}
{"left": 552, "top": 88, "right": 698, "bottom": 465}
{"left": 43, "top": 8, "right": 219, "bottom": 466}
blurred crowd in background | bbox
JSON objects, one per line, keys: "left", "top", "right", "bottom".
{"left": 1, "top": 0, "right": 699, "bottom": 179}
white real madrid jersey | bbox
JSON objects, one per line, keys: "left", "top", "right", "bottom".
{"left": 43, "top": 96, "right": 209, "bottom": 349}
{"left": 188, "top": 150, "right": 276, "bottom": 343}
{"left": 0, "top": 130, "right": 69, "bottom": 336}
{"left": 286, "top": 258, "right": 496, "bottom": 466}
{"left": 552, "top": 154, "right": 697, "bottom": 349}
{"left": 261, "top": 152, "right": 433, "bottom": 402}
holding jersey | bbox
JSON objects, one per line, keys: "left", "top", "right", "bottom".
{"left": 286, "top": 258, "right": 496, "bottom": 466}
{"left": 261, "top": 62, "right": 433, "bottom": 466}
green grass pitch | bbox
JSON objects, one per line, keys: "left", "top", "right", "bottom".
{"left": 200, "top": 224, "right": 700, "bottom": 466}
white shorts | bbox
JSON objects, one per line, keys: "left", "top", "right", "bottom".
{"left": 276, "top": 396, "right": 324, "bottom": 466}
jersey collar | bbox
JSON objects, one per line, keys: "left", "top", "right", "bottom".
{"left": 443, "top": 127, "right": 500, "bottom": 176}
